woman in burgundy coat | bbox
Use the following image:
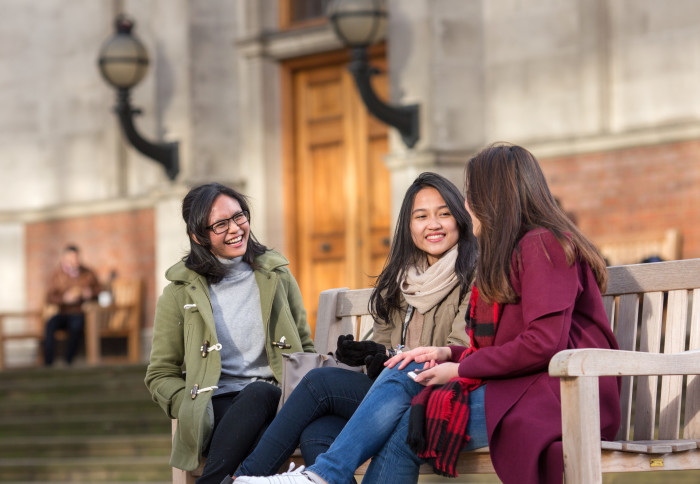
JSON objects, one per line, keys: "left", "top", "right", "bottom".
{"left": 394, "top": 142, "right": 621, "bottom": 483}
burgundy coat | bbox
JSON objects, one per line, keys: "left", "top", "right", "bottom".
{"left": 450, "top": 228, "right": 620, "bottom": 484}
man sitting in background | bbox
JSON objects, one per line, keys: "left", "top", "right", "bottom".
{"left": 44, "top": 245, "right": 101, "bottom": 366}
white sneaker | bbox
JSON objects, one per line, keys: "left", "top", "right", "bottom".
{"left": 235, "top": 463, "right": 318, "bottom": 484}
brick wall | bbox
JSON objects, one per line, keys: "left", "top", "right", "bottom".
{"left": 541, "top": 139, "right": 700, "bottom": 260}
{"left": 25, "top": 209, "right": 156, "bottom": 329}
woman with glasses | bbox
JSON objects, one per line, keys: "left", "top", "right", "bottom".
{"left": 145, "top": 183, "right": 315, "bottom": 484}
{"left": 229, "top": 172, "right": 479, "bottom": 482}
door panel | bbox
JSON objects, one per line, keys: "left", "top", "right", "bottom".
{"left": 366, "top": 127, "right": 391, "bottom": 285}
{"left": 285, "top": 51, "right": 391, "bottom": 333}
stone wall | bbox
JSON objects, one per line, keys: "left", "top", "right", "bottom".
{"left": 541, "top": 139, "right": 700, "bottom": 260}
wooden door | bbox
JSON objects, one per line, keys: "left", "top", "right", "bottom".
{"left": 283, "top": 50, "right": 391, "bottom": 333}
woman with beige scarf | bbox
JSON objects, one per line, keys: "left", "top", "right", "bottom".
{"left": 230, "top": 172, "right": 478, "bottom": 483}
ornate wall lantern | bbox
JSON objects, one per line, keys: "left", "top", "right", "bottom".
{"left": 97, "top": 14, "right": 179, "bottom": 180}
{"left": 327, "top": 0, "right": 419, "bottom": 148}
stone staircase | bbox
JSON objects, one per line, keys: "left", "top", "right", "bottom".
{"left": 0, "top": 364, "right": 172, "bottom": 483}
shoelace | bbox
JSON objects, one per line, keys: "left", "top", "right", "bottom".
{"left": 233, "top": 463, "right": 314, "bottom": 484}
{"left": 269, "top": 464, "right": 314, "bottom": 484}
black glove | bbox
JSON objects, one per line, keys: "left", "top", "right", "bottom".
{"left": 364, "top": 352, "right": 389, "bottom": 380}
{"left": 334, "top": 334, "right": 356, "bottom": 364}
{"left": 335, "top": 334, "right": 386, "bottom": 366}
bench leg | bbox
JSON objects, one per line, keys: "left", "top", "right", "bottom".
{"left": 128, "top": 328, "right": 140, "bottom": 363}
{"left": 84, "top": 314, "right": 100, "bottom": 365}
{"left": 172, "top": 467, "right": 196, "bottom": 484}
{"left": 560, "top": 376, "right": 602, "bottom": 484}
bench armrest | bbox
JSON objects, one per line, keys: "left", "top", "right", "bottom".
{"left": 550, "top": 347, "right": 700, "bottom": 484}
{"left": 549, "top": 348, "right": 700, "bottom": 378}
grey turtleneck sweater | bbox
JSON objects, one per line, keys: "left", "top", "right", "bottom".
{"left": 209, "top": 256, "right": 274, "bottom": 395}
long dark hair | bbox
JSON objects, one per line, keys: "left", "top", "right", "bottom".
{"left": 182, "top": 183, "right": 267, "bottom": 283}
{"left": 369, "top": 172, "right": 478, "bottom": 325}
{"left": 465, "top": 143, "right": 607, "bottom": 303}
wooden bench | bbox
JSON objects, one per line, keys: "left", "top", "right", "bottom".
{"left": 0, "top": 277, "right": 143, "bottom": 369}
{"left": 82, "top": 277, "right": 143, "bottom": 365}
{"left": 173, "top": 259, "right": 700, "bottom": 482}
{"left": 0, "top": 310, "right": 45, "bottom": 369}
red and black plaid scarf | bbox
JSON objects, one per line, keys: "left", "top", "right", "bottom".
{"left": 407, "top": 285, "right": 501, "bottom": 477}
{"left": 466, "top": 285, "right": 501, "bottom": 352}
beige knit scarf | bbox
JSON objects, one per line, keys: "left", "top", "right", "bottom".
{"left": 399, "top": 245, "right": 459, "bottom": 314}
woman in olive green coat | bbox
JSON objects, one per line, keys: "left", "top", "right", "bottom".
{"left": 145, "top": 183, "right": 315, "bottom": 483}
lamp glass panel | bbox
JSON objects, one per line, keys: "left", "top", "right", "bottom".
{"left": 334, "top": 14, "right": 386, "bottom": 45}
{"left": 328, "top": 0, "right": 387, "bottom": 46}
{"left": 98, "top": 34, "right": 149, "bottom": 89}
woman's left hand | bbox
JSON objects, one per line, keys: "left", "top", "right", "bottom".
{"left": 412, "top": 362, "right": 460, "bottom": 386}
{"left": 385, "top": 346, "right": 451, "bottom": 370}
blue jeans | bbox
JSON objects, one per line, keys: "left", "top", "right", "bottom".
{"left": 307, "top": 363, "right": 488, "bottom": 484}
{"left": 235, "top": 367, "right": 373, "bottom": 477}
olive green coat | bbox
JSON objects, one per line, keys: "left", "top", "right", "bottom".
{"left": 144, "top": 250, "right": 315, "bottom": 471}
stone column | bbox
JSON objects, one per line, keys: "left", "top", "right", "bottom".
{"left": 0, "top": 223, "right": 30, "bottom": 366}
{"left": 234, "top": 0, "right": 286, "bottom": 250}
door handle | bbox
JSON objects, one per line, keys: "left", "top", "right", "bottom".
{"left": 320, "top": 242, "right": 332, "bottom": 253}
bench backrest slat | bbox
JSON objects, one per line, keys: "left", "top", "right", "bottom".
{"left": 685, "top": 288, "right": 700, "bottom": 439}
{"left": 358, "top": 314, "right": 375, "bottom": 341}
{"left": 605, "top": 259, "right": 700, "bottom": 294}
{"left": 602, "top": 295, "right": 616, "bottom": 332}
{"left": 336, "top": 288, "right": 374, "bottom": 318}
{"left": 615, "top": 294, "right": 639, "bottom": 440}
{"left": 632, "top": 292, "right": 664, "bottom": 440}
{"left": 314, "top": 288, "right": 349, "bottom": 355}
{"left": 658, "top": 290, "right": 689, "bottom": 440}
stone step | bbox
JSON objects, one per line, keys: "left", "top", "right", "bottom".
{"left": 0, "top": 456, "right": 172, "bottom": 482}
{"left": 0, "top": 434, "right": 172, "bottom": 459}
{"left": 0, "top": 413, "right": 170, "bottom": 438}
{"left": 0, "top": 395, "right": 162, "bottom": 419}
{"left": 0, "top": 364, "right": 174, "bottom": 482}
{"left": 5, "top": 376, "right": 152, "bottom": 402}
{"left": 0, "top": 364, "right": 148, "bottom": 384}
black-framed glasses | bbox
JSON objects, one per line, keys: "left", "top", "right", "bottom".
{"left": 207, "top": 211, "right": 249, "bottom": 234}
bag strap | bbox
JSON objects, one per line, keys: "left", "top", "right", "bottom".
{"left": 401, "top": 305, "right": 414, "bottom": 347}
